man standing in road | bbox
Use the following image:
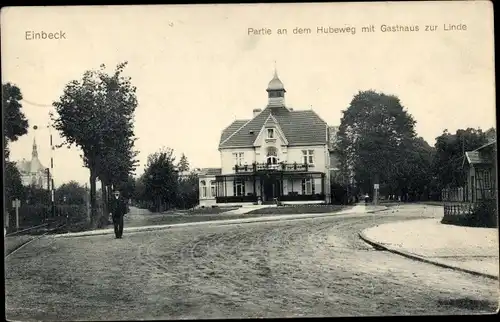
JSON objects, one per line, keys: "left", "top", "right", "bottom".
{"left": 109, "top": 188, "right": 128, "bottom": 239}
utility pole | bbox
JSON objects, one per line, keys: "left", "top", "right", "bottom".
{"left": 46, "top": 168, "right": 50, "bottom": 192}
{"left": 373, "top": 173, "right": 380, "bottom": 205}
{"left": 47, "top": 119, "right": 56, "bottom": 222}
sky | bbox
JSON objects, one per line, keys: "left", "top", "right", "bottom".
{"left": 1, "top": 2, "right": 495, "bottom": 187}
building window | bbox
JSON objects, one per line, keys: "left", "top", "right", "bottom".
{"left": 233, "top": 152, "right": 244, "bottom": 166}
{"left": 267, "top": 128, "right": 275, "bottom": 139}
{"left": 210, "top": 181, "right": 216, "bottom": 197}
{"left": 302, "top": 150, "right": 314, "bottom": 165}
{"left": 302, "top": 178, "right": 315, "bottom": 195}
{"left": 233, "top": 179, "right": 245, "bottom": 196}
{"left": 200, "top": 180, "right": 207, "bottom": 198}
{"left": 482, "top": 170, "right": 492, "bottom": 189}
{"left": 269, "top": 91, "right": 284, "bottom": 98}
{"left": 266, "top": 146, "right": 278, "bottom": 165}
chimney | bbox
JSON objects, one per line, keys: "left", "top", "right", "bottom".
{"left": 253, "top": 108, "right": 262, "bottom": 117}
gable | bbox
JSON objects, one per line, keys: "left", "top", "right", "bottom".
{"left": 219, "top": 106, "right": 327, "bottom": 148}
{"left": 253, "top": 114, "right": 289, "bottom": 146}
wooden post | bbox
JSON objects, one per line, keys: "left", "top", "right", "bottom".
{"left": 373, "top": 173, "right": 380, "bottom": 205}
{"left": 13, "top": 199, "right": 20, "bottom": 230}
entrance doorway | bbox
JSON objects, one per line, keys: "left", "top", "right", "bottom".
{"left": 263, "top": 177, "right": 281, "bottom": 202}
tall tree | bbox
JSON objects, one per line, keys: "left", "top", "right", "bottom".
{"left": 56, "top": 181, "right": 87, "bottom": 205}
{"left": 115, "top": 175, "right": 136, "bottom": 200}
{"left": 391, "top": 136, "right": 436, "bottom": 200}
{"left": 143, "top": 147, "right": 179, "bottom": 212}
{"left": 433, "top": 128, "right": 488, "bottom": 189}
{"left": 5, "top": 162, "right": 24, "bottom": 208}
{"left": 94, "top": 63, "right": 138, "bottom": 218}
{"left": 485, "top": 127, "right": 497, "bottom": 142}
{"left": 52, "top": 62, "right": 138, "bottom": 228}
{"left": 177, "top": 153, "right": 190, "bottom": 172}
{"left": 3, "top": 83, "right": 29, "bottom": 160}
{"left": 337, "top": 90, "right": 417, "bottom": 195}
{"left": 3, "top": 83, "right": 29, "bottom": 212}
{"left": 177, "top": 171, "right": 199, "bottom": 209}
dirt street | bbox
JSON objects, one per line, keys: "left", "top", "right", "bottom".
{"left": 5, "top": 206, "right": 498, "bottom": 320}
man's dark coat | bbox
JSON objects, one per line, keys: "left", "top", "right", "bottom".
{"left": 109, "top": 196, "right": 128, "bottom": 219}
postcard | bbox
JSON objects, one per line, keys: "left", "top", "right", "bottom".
{"left": 2, "top": 1, "right": 497, "bottom": 319}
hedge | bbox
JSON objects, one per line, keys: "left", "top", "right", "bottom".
{"left": 6, "top": 204, "right": 90, "bottom": 233}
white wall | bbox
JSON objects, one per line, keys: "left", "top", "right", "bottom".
{"left": 216, "top": 178, "right": 258, "bottom": 197}
{"left": 220, "top": 144, "right": 329, "bottom": 174}
{"left": 283, "top": 178, "right": 324, "bottom": 195}
{"left": 253, "top": 124, "right": 288, "bottom": 164}
{"left": 199, "top": 176, "right": 217, "bottom": 200}
{"left": 220, "top": 147, "right": 255, "bottom": 175}
{"left": 286, "top": 145, "right": 328, "bottom": 172}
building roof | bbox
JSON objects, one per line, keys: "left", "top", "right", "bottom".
{"left": 473, "top": 139, "right": 497, "bottom": 152}
{"left": 16, "top": 157, "right": 46, "bottom": 174}
{"left": 219, "top": 106, "right": 328, "bottom": 149}
{"left": 267, "top": 70, "right": 285, "bottom": 91}
{"left": 16, "top": 159, "right": 31, "bottom": 173}
{"left": 464, "top": 151, "right": 489, "bottom": 165}
{"left": 463, "top": 140, "right": 496, "bottom": 166}
{"left": 199, "top": 167, "right": 222, "bottom": 176}
{"left": 220, "top": 120, "right": 248, "bottom": 144}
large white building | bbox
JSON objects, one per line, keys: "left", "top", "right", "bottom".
{"left": 15, "top": 138, "right": 50, "bottom": 189}
{"left": 199, "top": 69, "right": 340, "bottom": 207}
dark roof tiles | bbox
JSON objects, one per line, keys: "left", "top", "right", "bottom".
{"left": 219, "top": 106, "right": 327, "bottom": 148}
{"left": 220, "top": 120, "right": 249, "bottom": 145}
{"left": 199, "top": 168, "right": 222, "bottom": 176}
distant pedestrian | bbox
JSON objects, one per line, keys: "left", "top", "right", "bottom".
{"left": 364, "top": 194, "right": 369, "bottom": 204}
{"left": 108, "top": 189, "right": 128, "bottom": 239}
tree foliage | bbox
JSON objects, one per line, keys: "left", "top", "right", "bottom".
{"left": 485, "top": 127, "right": 497, "bottom": 142}
{"left": 176, "top": 170, "right": 199, "bottom": 209}
{"left": 133, "top": 149, "right": 200, "bottom": 211}
{"left": 56, "top": 181, "right": 87, "bottom": 205}
{"left": 5, "top": 161, "right": 24, "bottom": 206}
{"left": 23, "top": 185, "right": 51, "bottom": 206}
{"left": 178, "top": 153, "right": 190, "bottom": 172}
{"left": 142, "top": 147, "right": 179, "bottom": 212}
{"left": 52, "top": 62, "right": 138, "bottom": 227}
{"left": 3, "top": 83, "right": 29, "bottom": 209}
{"left": 3, "top": 83, "right": 29, "bottom": 159}
{"left": 338, "top": 91, "right": 416, "bottom": 192}
{"left": 337, "top": 90, "right": 438, "bottom": 200}
{"left": 115, "top": 175, "right": 136, "bottom": 200}
{"left": 432, "top": 128, "right": 489, "bottom": 189}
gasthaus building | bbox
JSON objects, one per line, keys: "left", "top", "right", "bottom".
{"left": 198, "top": 69, "right": 340, "bottom": 207}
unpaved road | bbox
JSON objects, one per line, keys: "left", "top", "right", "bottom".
{"left": 5, "top": 205, "right": 498, "bottom": 320}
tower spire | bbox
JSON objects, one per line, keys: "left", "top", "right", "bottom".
{"left": 32, "top": 137, "right": 38, "bottom": 158}
{"left": 274, "top": 60, "right": 278, "bottom": 77}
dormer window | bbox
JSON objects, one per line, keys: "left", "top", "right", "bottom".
{"left": 267, "top": 128, "right": 275, "bottom": 139}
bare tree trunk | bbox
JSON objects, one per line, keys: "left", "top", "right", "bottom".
{"left": 89, "top": 170, "right": 98, "bottom": 228}
{"left": 100, "top": 180, "right": 108, "bottom": 227}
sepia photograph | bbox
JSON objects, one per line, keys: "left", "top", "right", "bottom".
{"left": 2, "top": 1, "right": 498, "bottom": 320}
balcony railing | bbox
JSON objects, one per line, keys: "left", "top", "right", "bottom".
{"left": 233, "top": 162, "right": 311, "bottom": 173}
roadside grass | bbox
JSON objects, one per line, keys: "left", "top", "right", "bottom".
{"left": 379, "top": 201, "right": 444, "bottom": 207}
{"left": 246, "top": 204, "right": 348, "bottom": 215}
{"left": 4, "top": 235, "right": 33, "bottom": 255}
{"left": 177, "top": 207, "right": 240, "bottom": 215}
